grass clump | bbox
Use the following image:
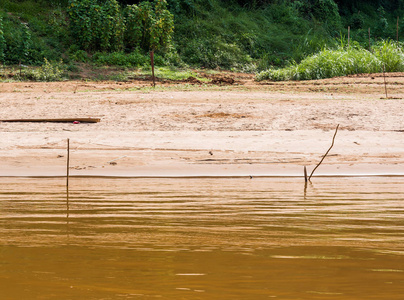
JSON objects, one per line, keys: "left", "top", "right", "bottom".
{"left": 256, "top": 40, "right": 404, "bottom": 81}
{"left": 373, "top": 40, "right": 404, "bottom": 72}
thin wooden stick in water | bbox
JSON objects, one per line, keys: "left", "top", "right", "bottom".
{"left": 308, "top": 125, "right": 339, "bottom": 181}
{"left": 67, "top": 138, "right": 70, "bottom": 187}
{"left": 304, "top": 166, "right": 308, "bottom": 183}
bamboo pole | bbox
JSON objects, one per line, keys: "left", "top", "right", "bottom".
{"left": 348, "top": 26, "right": 350, "bottom": 48}
{"left": 308, "top": 125, "right": 339, "bottom": 181}
{"left": 66, "top": 138, "right": 70, "bottom": 188}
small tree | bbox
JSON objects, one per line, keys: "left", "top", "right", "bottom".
{"left": 68, "top": 0, "right": 125, "bottom": 52}
{"left": 125, "top": 0, "right": 174, "bottom": 52}
{"left": 125, "top": 0, "right": 174, "bottom": 86}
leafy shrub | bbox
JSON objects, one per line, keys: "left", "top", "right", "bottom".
{"left": 25, "top": 58, "right": 66, "bottom": 81}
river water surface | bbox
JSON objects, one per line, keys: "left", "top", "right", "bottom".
{"left": 1, "top": 177, "right": 404, "bottom": 299}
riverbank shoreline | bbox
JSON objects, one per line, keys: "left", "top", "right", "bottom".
{"left": 1, "top": 74, "right": 403, "bottom": 179}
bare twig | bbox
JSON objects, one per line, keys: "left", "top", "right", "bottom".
{"left": 308, "top": 124, "right": 339, "bottom": 181}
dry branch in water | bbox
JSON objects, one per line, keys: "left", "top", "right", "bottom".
{"left": 308, "top": 124, "right": 340, "bottom": 181}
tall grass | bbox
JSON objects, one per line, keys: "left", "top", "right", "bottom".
{"left": 256, "top": 40, "right": 404, "bottom": 81}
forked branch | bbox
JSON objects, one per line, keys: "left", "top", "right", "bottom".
{"left": 308, "top": 124, "right": 339, "bottom": 181}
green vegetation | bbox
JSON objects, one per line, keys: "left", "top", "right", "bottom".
{"left": 25, "top": 58, "right": 66, "bottom": 81}
{"left": 124, "top": 0, "right": 174, "bottom": 52}
{"left": 256, "top": 40, "right": 404, "bottom": 81}
{"left": 0, "top": 0, "right": 404, "bottom": 81}
{"left": 68, "top": 0, "right": 125, "bottom": 52}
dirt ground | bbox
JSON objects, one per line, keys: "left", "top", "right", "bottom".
{"left": 0, "top": 72, "right": 403, "bottom": 177}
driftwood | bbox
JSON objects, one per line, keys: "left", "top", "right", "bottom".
{"left": 0, "top": 118, "right": 101, "bottom": 123}
{"left": 308, "top": 124, "right": 339, "bottom": 181}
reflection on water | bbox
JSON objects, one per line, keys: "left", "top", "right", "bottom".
{"left": 0, "top": 177, "right": 404, "bottom": 299}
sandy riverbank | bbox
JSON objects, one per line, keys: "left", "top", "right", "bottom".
{"left": 1, "top": 73, "right": 403, "bottom": 177}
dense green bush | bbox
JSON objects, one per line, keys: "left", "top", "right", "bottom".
{"left": 68, "top": 0, "right": 124, "bottom": 52}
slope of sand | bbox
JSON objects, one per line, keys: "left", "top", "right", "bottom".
{"left": 0, "top": 73, "right": 403, "bottom": 177}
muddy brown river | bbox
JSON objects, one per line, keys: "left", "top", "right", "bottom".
{"left": 1, "top": 177, "right": 403, "bottom": 299}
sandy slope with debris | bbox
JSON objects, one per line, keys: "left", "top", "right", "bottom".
{"left": 0, "top": 72, "right": 403, "bottom": 177}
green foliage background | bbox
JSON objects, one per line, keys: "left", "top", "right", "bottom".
{"left": 1, "top": 0, "right": 404, "bottom": 77}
